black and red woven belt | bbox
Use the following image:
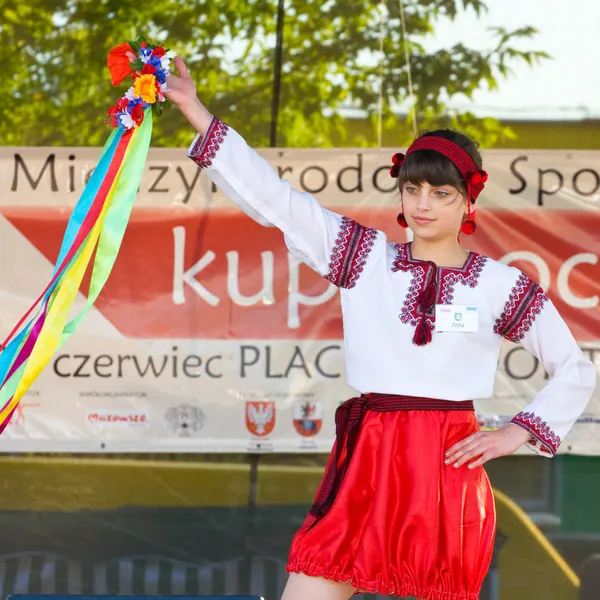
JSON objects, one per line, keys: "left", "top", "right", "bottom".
{"left": 309, "top": 393, "right": 475, "bottom": 520}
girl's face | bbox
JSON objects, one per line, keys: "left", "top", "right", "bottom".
{"left": 401, "top": 181, "right": 468, "bottom": 241}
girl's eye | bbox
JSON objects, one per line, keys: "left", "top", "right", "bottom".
{"left": 434, "top": 190, "right": 450, "bottom": 197}
{"left": 405, "top": 186, "right": 419, "bottom": 194}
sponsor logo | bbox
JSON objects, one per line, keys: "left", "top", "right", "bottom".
{"left": 87, "top": 409, "right": 149, "bottom": 428}
{"left": 245, "top": 401, "right": 275, "bottom": 437}
{"left": 293, "top": 401, "right": 323, "bottom": 437}
{"left": 165, "top": 404, "right": 205, "bottom": 437}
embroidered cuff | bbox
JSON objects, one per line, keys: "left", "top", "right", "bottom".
{"left": 511, "top": 411, "right": 560, "bottom": 457}
{"left": 325, "top": 217, "right": 378, "bottom": 289}
{"left": 188, "top": 115, "right": 229, "bottom": 169}
{"left": 494, "top": 273, "right": 549, "bottom": 342}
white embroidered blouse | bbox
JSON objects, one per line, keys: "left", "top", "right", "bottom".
{"left": 188, "top": 116, "right": 597, "bottom": 458}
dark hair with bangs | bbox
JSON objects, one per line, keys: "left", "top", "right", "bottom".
{"left": 398, "top": 130, "right": 483, "bottom": 202}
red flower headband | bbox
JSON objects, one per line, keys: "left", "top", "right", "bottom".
{"left": 390, "top": 136, "right": 487, "bottom": 235}
{"left": 389, "top": 137, "right": 488, "bottom": 203}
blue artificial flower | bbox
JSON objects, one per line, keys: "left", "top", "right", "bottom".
{"left": 127, "top": 96, "right": 144, "bottom": 108}
{"left": 139, "top": 47, "right": 153, "bottom": 62}
{"left": 154, "top": 68, "right": 167, "bottom": 84}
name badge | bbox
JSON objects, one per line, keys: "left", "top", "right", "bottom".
{"left": 435, "top": 305, "right": 479, "bottom": 333}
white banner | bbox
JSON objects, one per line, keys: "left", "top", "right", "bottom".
{"left": 1, "top": 145, "right": 600, "bottom": 209}
{"left": 0, "top": 146, "right": 598, "bottom": 453}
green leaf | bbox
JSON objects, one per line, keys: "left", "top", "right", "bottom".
{"left": 0, "top": 0, "right": 548, "bottom": 147}
{"left": 130, "top": 58, "right": 144, "bottom": 71}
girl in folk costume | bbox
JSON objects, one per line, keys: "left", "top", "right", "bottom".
{"left": 165, "top": 58, "right": 596, "bottom": 600}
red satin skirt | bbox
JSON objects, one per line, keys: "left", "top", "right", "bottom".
{"left": 287, "top": 394, "right": 496, "bottom": 600}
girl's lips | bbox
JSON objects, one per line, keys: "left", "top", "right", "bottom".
{"left": 413, "top": 216, "right": 435, "bottom": 225}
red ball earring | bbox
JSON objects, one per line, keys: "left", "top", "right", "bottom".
{"left": 461, "top": 195, "right": 477, "bottom": 235}
{"left": 397, "top": 213, "right": 408, "bottom": 228}
{"left": 462, "top": 172, "right": 484, "bottom": 235}
{"left": 461, "top": 219, "right": 477, "bottom": 235}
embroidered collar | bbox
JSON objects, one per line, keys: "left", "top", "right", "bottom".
{"left": 391, "top": 243, "right": 488, "bottom": 345}
{"left": 393, "top": 242, "right": 479, "bottom": 275}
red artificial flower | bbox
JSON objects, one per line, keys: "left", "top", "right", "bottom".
{"left": 392, "top": 152, "right": 405, "bottom": 165}
{"left": 116, "top": 97, "right": 129, "bottom": 111}
{"left": 130, "top": 103, "right": 145, "bottom": 126}
{"left": 107, "top": 42, "right": 135, "bottom": 86}
{"left": 142, "top": 63, "right": 157, "bottom": 75}
{"left": 140, "top": 41, "right": 147, "bottom": 48}
{"left": 151, "top": 46, "right": 165, "bottom": 58}
{"left": 105, "top": 104, "right": 120, "bottom": 127}
{"left": 105, "top": 97, "right": 130, "bottom": 127}
{"left": 469, "top": 172, "right": 482, "bottom": 185}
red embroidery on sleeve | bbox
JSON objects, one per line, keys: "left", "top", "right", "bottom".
{"left": 494, "top": 273, "right": 549, "bottom": 342}
{"left": 189, "top": 116, "right": 229, "bottom": 169}
{"left": 511, "top": 411, "right": 560, "bottom": 455}
{"left": 326, "top": 217, "right": 378, "bottom": 289}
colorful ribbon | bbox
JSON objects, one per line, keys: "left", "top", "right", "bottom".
{"left": 0, "top": 109, "right": 153, "bottom": 432}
